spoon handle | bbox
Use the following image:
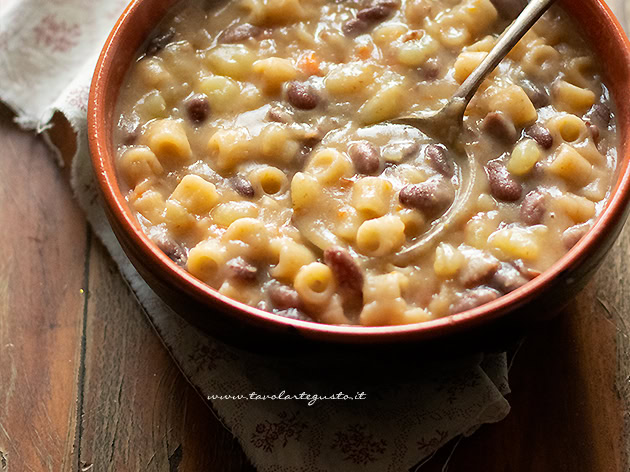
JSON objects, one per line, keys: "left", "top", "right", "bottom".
{"left": 455, "top": 0, "right": 557, "bottom": 103}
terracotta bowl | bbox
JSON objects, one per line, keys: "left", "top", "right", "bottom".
{"left": 89, "top": 0, "right": 630, "bottom": 358}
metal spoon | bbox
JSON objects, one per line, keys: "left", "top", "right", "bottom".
{"left": 392, "top": 0, "right": 556, "bottom": 262}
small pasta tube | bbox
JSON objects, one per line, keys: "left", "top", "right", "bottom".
{"left": 507, "top": 139, "right": 541, "bottom": 176}
{"left": 488, "top": 85, "right": 537, "bottom": 126}
{"left": 372, "top": 23, "right": 409, "bottom": 48}
{"left": 454, "top": 51, "right": 488, "bottom": 83}
{"left": 163, "top": 200, "right": 196, "bottom": 234}
{"left": 132, "top": 190, "right": 166, "bottom": 224}
{"left": 211, "top": 201, "right": 259, "bottom": 227}
{"left": 242, "top": 0, "right": 306, "bottom": 26}
{"left": 397, "top": 34, "right": 439, "bottom": 68}
{"left": 429, "top": 12, "right": 471, "bottom": 48}
{"left": 136, "top": 57, "right": 173, "bottom": 89}
{"left": 205, "top": 44, "right": 255, "bottom": 80}
{"left": 169, "top": 175, "right": 219, "bottom": 215}
{"left": 118, "top": 146, "right": 163, "bottom": 187}
{"left": 358, "top": 82, "right": 405, "bottom": 125}
{"left": 356, "top": 215, "right": 406, "bottom": 256}
{"left": 249, "top": 166, "right": 289, "bottom": 195}
{"left": 556, "top": 194, "right": 596, "bottom": 223}
{"left": 270, "top": 238, "right": 316, "bottom": 282}
{"left": 290, "top": 172, "right": 322, "bottom": 211}
{"left": 294, "top": 262, "right": 335, "bottom": 308}
{"left": 259, "top": 124, "right": 299, "bottom": 164}
{"left": 316, "top": 294, "right": 351, "bottom": 325}
{"left": 459, "top": 0, "right": 498, "bottom": 37}
{"left": 324, "top": 62, "right": 375, "bottom": 96}
{"left": 553, "top": 80, "right": 596, "bottom": 115}
{"left": 547, "top": 114, "right": 587, "bottom": 143}
{"left": 208, "top": 127, "right": 252, "bottom": 171}
{"left": 547, "top": 143, "right": 593, "bottom": 186}
{"left": 489, "top": 226, "right": 540, "bottom": 260}
{"left": 305, "top": 148, "right": 352, "bottom": 185}
{"left": 223, "top": 217, "right": 269, "bottom": 257}
{"left": 333, "top": 206, "right": 363, "bottom": 242}
{"left": 522, "top": 44, "right": 560, "bottom": 79}
{"left": 564, "top": 56, "right": 595, "bottom": 89}
{"left": 144, "top": 119, "right": 192, "bottom": 166}
{"left": 433, "top": 242, "right": 465, "bottom": 278}
{"left": 253, "top": 57, "right": 297, "bottom": 93}
{"left": 198, "top": 75, "right": 241, "bottom": 113}
{"left": 359, "top": 272, "right": 408, "bottom": 326}
{"left": 398, "top": 208, "right": 426, "bottom": 238}
{"left": 187, "top": 240, "right": 227, "bottom": 283}
{"left": 351, "top": 177, "right": 393, "bottom": 219}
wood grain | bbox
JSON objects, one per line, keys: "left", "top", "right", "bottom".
{"left": 0, "top": 104, "right": 87, "bottom": 471}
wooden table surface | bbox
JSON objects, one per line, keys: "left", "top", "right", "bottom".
{"left": 2, "top": 8, "right": 630, "bottom": 466}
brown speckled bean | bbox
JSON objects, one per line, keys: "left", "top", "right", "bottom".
{"left": 226, "top": 257, "right": 258, "bottom": 281}
{"left": 324, "top": 246, "right": 364, "bottom": 296}
{"left": 343, "top": 1, "right": 395, "bottom": 36}
{"left": 269, "top": 284, "right": 302, "bottom": 310}
{"left": 357, "top": 3, "right": 395, "bottom": 22}
{"left": 520, "top": 190, "right": 546, "bottom": 225}
{"left": 482, "top": 112, "right": 517, "bottom": 144}
{"left": 349, "top": 141, "right": 380, "bottom": 175}
{"left": 524, "top": 124, "right": 553, "bottom": 149}
{"left": 287, "top": 82, "right": 319, "bottom": 110}
{"left": 342, "top": 18, "right": 369, "bottom": 36}
{"left": 486, "top": 161, "right": 522, "bottom": 202}
{"left": 185, "top": 94, "right": 210, "bottom": 124}
{"left": 399, "top": 178, "right": 454, "bottom": 215}
{"left": 451, "top": 287, "right": 501, "bottom": 314}
{"left": 425, "top": 144, "right": 453, "bottom": 177}
{"left": 229, "top": 175, "right": 255, "bottom": 198}
{"left": 218, "top": 23, "right": 263, "bottom": 43}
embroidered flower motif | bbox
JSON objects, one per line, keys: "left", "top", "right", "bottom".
{"left": 33, "top": 15, "right": 80, "bottom": 53}
{"left": 417, "top": 430, "right": 449, "bottom": 453}
{"left": 187, "top": 341, "right": 239, "bottom": 373}
{"left": 67, "top": 86, "right": 90, "bottom": 112}
{"left": 250, "top": 411, "right": 307, "bottom": 453}
{"left": 331, "top": 424, "right": 387, "bottom": 465}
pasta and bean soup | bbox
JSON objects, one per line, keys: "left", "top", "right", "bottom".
{"left": 114, "top": 0, "right": 618, "bottom": 326}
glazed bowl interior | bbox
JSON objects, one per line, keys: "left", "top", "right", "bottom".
{"left": 89, "top": 0, "right": 630, "bottom": 350}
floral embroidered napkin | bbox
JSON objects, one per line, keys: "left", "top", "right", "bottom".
{"left": 0, "top": 0, "right": 567, "bottom": 469}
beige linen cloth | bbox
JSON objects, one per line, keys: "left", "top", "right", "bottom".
{"left": 8, "top": 0, "right": 622, "bottom": 469}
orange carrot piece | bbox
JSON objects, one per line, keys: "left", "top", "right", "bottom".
{"left": 298, "top": 52, "right": 321, "bottom": 76}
